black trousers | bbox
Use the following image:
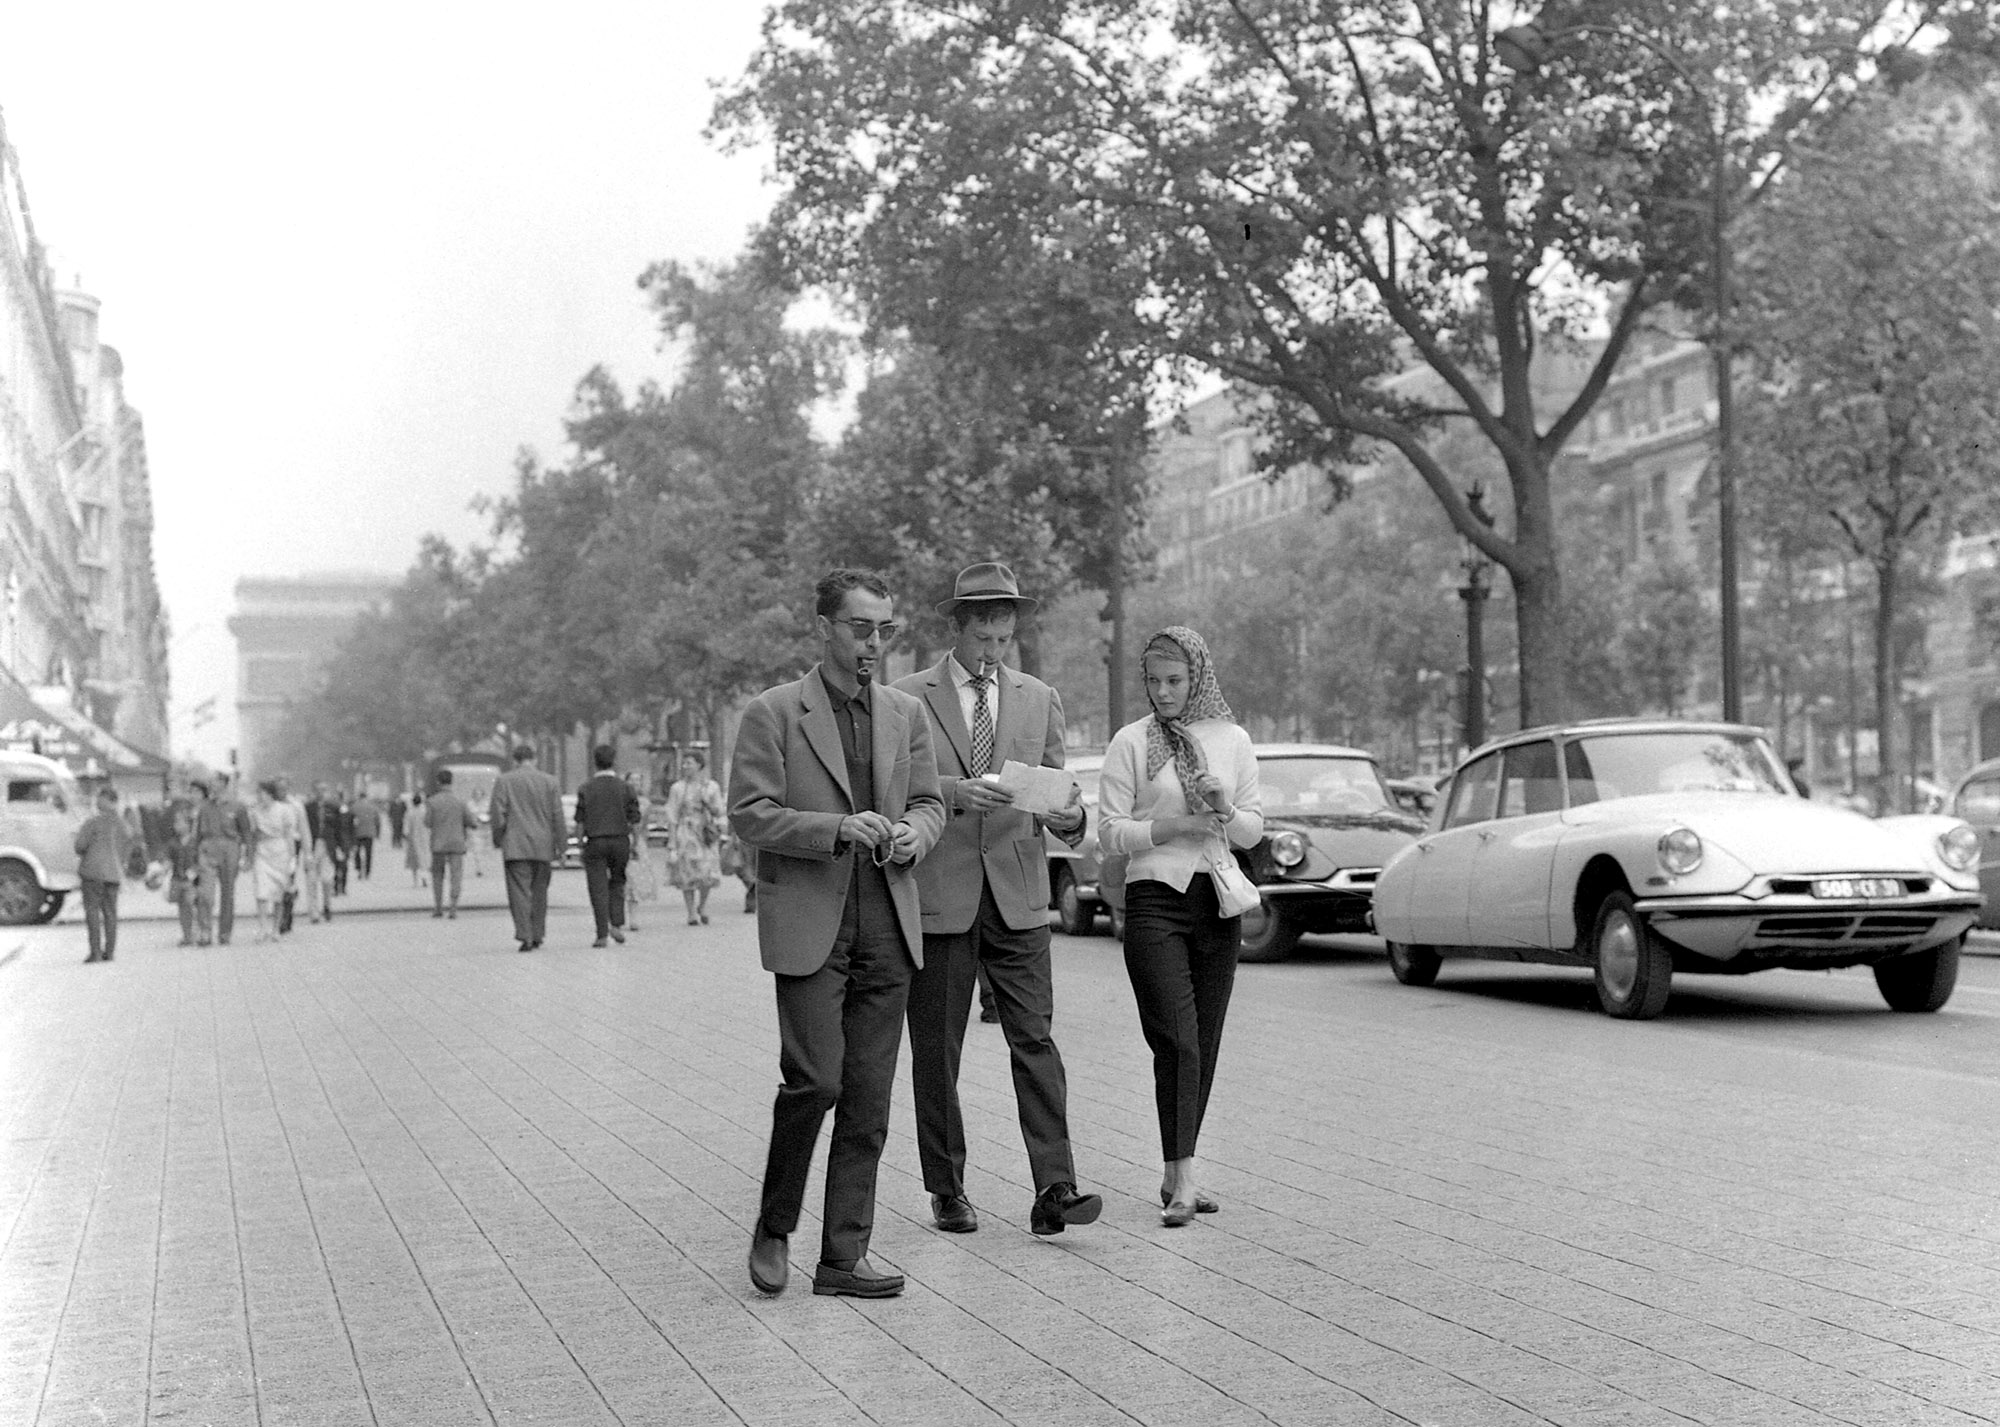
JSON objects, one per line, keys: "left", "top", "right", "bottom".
{"left": 908, "top": 883, "right": 1074, "bottom": 1196}
{"left": 1123, "top": 876, "right": 1240, "bottom": 1161}
{"left": 761, "top": 922, "right": 914, "bottom": 1267}
{"left": 504, "top": 859, "right": 552, "bottom": 944}
{"left": 354, "top": 837, "right": 374, "bottom": 877}
{"left": 581, "top": 835, "right": 630, "bottom": 937}
{"left": 81, "top": 879, "right": 119, "bottom": 961}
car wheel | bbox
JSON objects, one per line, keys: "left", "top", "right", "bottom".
{"left": 0, "top": 861, "right": 44, "bottom": 926}
{"left": 1590, "top": 891, "right": 1672, "bottom": 1020}
{"left": 34, "top": 891, "right": 65, "bottom": 924}
{"left": 1387, "top": 942, "right": 1441, "bottom": 987}
{"left": 1052, "top": 864, "right": 1094, "bottom": 936}
{"left": 1236, "top": 896, "right": 1299, "bottom": 963}
{"left": 1873, "top": 935, "right": 1960, "bottom": 1012}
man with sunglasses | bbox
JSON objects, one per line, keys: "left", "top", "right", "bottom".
{"left": 730, "top": 567, "right": 945, "bottom": 1300}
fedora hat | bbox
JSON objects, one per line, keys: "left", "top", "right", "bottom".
{"left": 935, "top": 561, "right": 1039, "bottom": 617}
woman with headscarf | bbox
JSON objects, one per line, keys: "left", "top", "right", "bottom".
{"left": 1097, "top": 626, "right": 1263, "bottom": 1227}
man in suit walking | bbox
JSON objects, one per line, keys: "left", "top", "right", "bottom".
{"left": 894, "top": 562, "right": 1100, "bottom": 1238}
{"left": 730, "top": 568, "right": 945, "bottom": 1300}
{"left": 490, "top": 744, "right": 564, "bottom": 952}
{"left": 425, "top": 771, "right": 479, "bottom": 919}
{"left": 574, "top": 745, "right": 640, "bottom": 947}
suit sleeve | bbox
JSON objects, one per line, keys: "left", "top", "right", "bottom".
{"left": 727, "top": 694, "right": 845, "bottom": 861}
{"left": 543, "top": 781, "right": 564, "bottom": 858}
{"left": 488, "top": 779, "right": 510, "bottom": 847}
{"left": 898, "top": 696, "right": 946, "bottom": 861}
{"left": 1037, "top": 686, "right": 1087, "bottom": 848}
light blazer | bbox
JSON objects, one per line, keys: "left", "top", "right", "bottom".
{"left": 893, "top": 657, "right": 1087, "bottom": 936}
{"left": 728, "top": 665, "right": 946, "bottom": 976}
{"left": 489, "top": 764, "right": 565, "bottom": 862}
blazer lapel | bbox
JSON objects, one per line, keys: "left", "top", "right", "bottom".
{"left": 993, "top": 666, "right": 1033, "bottom": 769}
{"left": 924, "top": 659, "right": 973, "bottom": 775}
{"left": 799, "top": 667, "right": 854, "bottom": 808}
{"left": 871, "top": 690, "right": 902, "bottom": 813}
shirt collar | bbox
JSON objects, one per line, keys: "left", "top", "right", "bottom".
{"left": 949, "top": 654, "right": 996, "bottom": 688}
{"left": 819, "top": 665, "right": 871, "bottom": 712}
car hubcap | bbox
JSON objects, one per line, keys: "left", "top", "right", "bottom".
{"left": 1599, "top": 912, "right": 1640, "bottom": 1001}
{"left": 0, "top": 873, "right": 35, "bottom": 922}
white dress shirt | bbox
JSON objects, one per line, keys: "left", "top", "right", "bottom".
{"left": 1098, "top": 716, "right": 1263, "bottom": 894}
{"left": 947, "top": 653, "right": 995, "bottom": 748}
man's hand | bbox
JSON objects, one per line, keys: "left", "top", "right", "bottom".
{"left": 839, "top": 811, "right": 895, "bottom": 850}
{"left": 957, "top": 777, "right": 1015, "bottom": 812}
{"left": 888, "top": 820, "right": 922, "bottom": 865}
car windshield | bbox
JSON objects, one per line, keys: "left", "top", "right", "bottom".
{"left": 1567, "top": 731, "right": 1789, "bottom": 802}
{"left": 1259, "top": 756, "right": 1392, "bottom": 814}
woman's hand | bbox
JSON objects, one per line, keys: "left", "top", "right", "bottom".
{"left": 1189, "top": 771, "right": 1232, "bottom": 816}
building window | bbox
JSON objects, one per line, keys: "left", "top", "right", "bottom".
{"left": 1660, "top": 377, "right": 1677, "bottom": 414}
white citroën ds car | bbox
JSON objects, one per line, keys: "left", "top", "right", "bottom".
{"left": 1370, "top": 721, "right": 1983, "bottom": 1019}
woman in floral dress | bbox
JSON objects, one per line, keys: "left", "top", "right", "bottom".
{"left": 663, "top": 751, "right": 726, "bottom": 925}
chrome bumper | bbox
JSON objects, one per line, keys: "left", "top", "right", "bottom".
{"left": 1635, "top": 891, "right": 1982, "bottom": 960}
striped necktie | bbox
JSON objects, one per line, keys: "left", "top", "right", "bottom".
{"left": 970, "top": 672, "right": 994, "bottom": 777}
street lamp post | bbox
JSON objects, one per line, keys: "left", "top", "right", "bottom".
{"left": 1497, "top": 20, "right": 1743, "bottom": 721}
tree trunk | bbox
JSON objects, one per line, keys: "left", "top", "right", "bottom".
{"left": 1501, "top": 451, "right": 1567, "bottom": 729}
{"left": 1016, "top": 612, "right": 1043, "bottom": 679}
{"left": 1872, "top": 555, "right": 1900, "bottom": 814}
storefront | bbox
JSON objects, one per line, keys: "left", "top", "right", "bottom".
{"left": 0, "top": 669, "right": 171, "bottom": 802}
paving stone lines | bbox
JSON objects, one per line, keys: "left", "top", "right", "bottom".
{"left": 1, "top": 901, "right": 1997, "bottom": 1426}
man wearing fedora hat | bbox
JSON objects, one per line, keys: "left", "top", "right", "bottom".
{"left": 893, "top": 561, "right": 1102, "bottom": 1238}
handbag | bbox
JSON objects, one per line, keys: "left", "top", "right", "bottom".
{"left": 1208, "top": 850, "right": 1261, "bottom": 919}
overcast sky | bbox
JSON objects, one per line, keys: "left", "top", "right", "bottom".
{"left": 0, "top": 1, "right": 775, "bottom": 767}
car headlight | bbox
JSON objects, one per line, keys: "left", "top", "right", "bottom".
{"left": 1269, "top": 830, "right": 1307, "bottom": 868}
{"left": 1657, "top": 827, "right": 1703, "bottom": 876}
{"left": 1937, "top": 824, "right": 1980, "bottom": 871}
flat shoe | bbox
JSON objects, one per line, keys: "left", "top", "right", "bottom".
{"left": 1161, "top": 1188, "right": 1219, "bottom": 1215}
{"left": 812, "top": 1258, "right": 903, "bottom": 1298}
{"left": 748, "top": 1223, "right": 789, "bottom": 1296}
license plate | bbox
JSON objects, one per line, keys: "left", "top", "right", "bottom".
{"left": 1811, "top": 877, "right": 1901, "bottom": 900}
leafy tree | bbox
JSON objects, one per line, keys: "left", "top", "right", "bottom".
{"left": 722, "top": 0, "right": 1933, "bottom": 726}
{"left": 1614, "top": 557, "right": 1709, "bottom": 715}
{"left": 1737, "top": 75, "right": 2000, "bottom": 808}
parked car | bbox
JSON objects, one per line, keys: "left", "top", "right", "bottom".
{"left": 1045, "top": 753, "right": 1113, "bottom": 936}
{"left": 1371, "top": 719, "right": 1983, "bottom": 1019}
{"left": 1231, "top": 744, "right": 1426, "bottom": 962}
{"left": 1947, "top": 758, "right": 2000, "bottom": 928}
{"left": 0, "top": 751, "right": 85, "bottom": 924}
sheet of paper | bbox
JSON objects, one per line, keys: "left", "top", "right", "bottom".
{"left": 994, "top": 760, "right": 1079, "bottom": 816}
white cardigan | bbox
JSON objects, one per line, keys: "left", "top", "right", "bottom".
{"left": 1098, "top": 716, "right": 1263, "bottom": 894}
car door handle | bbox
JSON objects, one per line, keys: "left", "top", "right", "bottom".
{"left": 1477, "top": 830, "right": 1496, "bottom": 843}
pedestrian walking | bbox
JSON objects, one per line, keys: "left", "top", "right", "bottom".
{"left": 193, "top": 776, "right": 254, "bottom": 946}
{"left": 389, "top": 792, "right": 407, "bottom": 849}
{"left": 424, "top": 772, "right": 478, "bottom": 918}
{"left": 328, "top": 794, "right": 355, "bottom": 895}
{"left": 247, "top": 780, "right": 296, "bottom": 944}
{"left": 302, "top": 784, "right": 341, "bottom": 923}
{"left": 489, "top": 744, "right": 563, "bottom": 953}
{"left": 404, "top": 791, "right": 429, "bottom": 886}
{"left": 164, "top": 802, "right": 200, "bottom": 946}
{"left": 574, "top": 746, "right": 640, "bottom": 946}
{"left": 275, "top": 775, "right": 308, "bottom": 933}
{"left": 351, "top": 793, "right": 381, "bottom": 878}
{"left": 730, "top": 567, "right": 945, "bottom": 1300}
{"left": 623, "top": 773, "right": 658, "bottom": 931}
{"left": 663, "top": 750, "right": 726, "bottom": 926}
{"left": 74, "top": 787, "right": 131, "bottom": 964}
{"left": 892, "top": 562, "right": 1100, "bottom": 1238}
{"left": 1098, "top": 625, "right": 1263, "bottom": 1227}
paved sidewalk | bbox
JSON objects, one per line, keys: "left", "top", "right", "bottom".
{"left": 2, "top": 894, "right": 1997, "bottom": 1426}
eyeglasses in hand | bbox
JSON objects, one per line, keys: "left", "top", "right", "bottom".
{"left": 836, "top": 619, "right": 904, "bottom": 645}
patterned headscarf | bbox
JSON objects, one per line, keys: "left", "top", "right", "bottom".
{"left": 1142, "top": 626, "right": 1235, "bottom": 812}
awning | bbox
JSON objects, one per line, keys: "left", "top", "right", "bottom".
{"left": 0, "top": 668, "right": 170, "bottom": 781}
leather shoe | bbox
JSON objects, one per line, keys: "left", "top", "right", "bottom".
{"left": 592, "top": 937, "right": 609, "bottom": 948}
{"left": 748, "top": 1222, "right": 789, "bottom": 1295}
{"left": 930, "top": 1193, "right": 978, "bottom": 1233}
{"left": 1031, "top": 1182, "right": 1102, "bottom": 1236}
{"left": 812, "top": 1258, "right": 903, "bottom": 1298}
{"left": 609, "top": 927, "right": 626, "bottom": 944}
